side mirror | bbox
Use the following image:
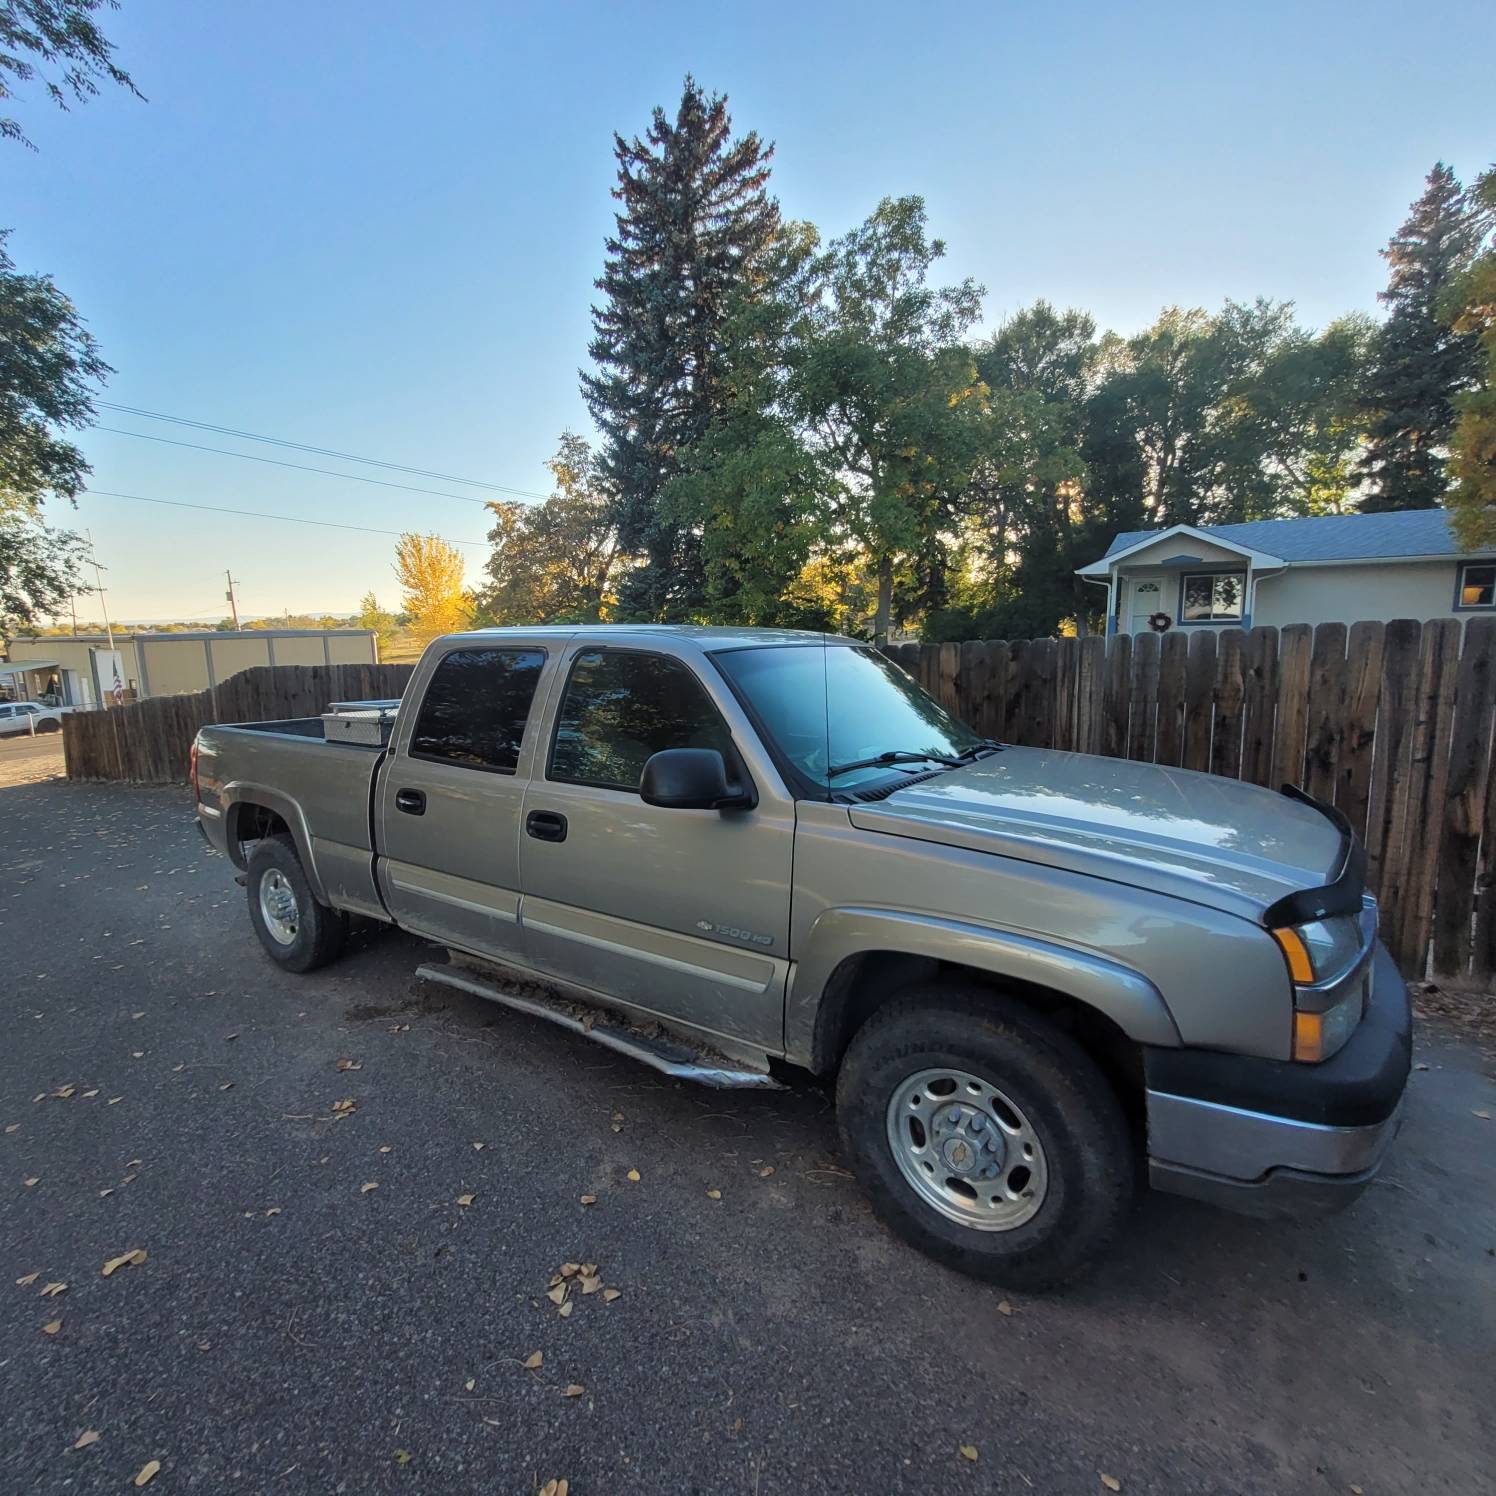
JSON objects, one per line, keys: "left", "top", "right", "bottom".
{"left": 640, "top": 748, "right": 752, "bottom": 810}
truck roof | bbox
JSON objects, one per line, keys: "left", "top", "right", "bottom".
{"left": 451, "top": 624, "right": 862, "bottom": 650}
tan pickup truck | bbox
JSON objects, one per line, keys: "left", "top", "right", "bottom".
{"left": 194, "top": 626, "right": 1410, "bottom": 1287}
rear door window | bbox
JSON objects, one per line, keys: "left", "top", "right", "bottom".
{"left": 548, "top": 650, "right": 731, "bottom": 791}
{"left": 409, "top": 648, "right": 545, "bottom": 773}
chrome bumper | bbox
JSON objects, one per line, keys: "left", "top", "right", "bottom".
{"left": 1146, "top": 1090, "right": 1402, "bottom": 1219}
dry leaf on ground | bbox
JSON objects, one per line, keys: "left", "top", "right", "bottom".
{"left": 73, "top": 1429, "right": 100, "bottom": 1450}
{"left": 17, "top": 1271, "right": 40, "bottom": 1286}
{"left": 135, "top": 1459, "right": 161, "bottom": 1486}
{"left": 959, "top": 1444, "right": 979, "bottom": 1461}
{"left": 558, "top": 1299, "right": 574, "bottom": 1318}
{"left": 464, "top": 1378, "right": 475, "bottom": 1392}
{"left": 455, "top": 1193, "right": 476, "bottom": 1207}
{"left": 579, "top": 1194, "right": 597, "bottom": 1205}
{"left": 559, "top": 1263, "right": 580, "bottom": 1277}
{"left": 40, "top": 1281, "right": 67, "bottom": 1297}
{"left": 997, "top": 1300, "right": 1014, "bottom": 1315}
{"left": 42, "top": 1318, "right": 62, "bottom": 1335}
{"left": 101, "top": 1249, "right": 147, "bottom": 1277}
{"left": 360, "top": 1182, "right": 378, "bottom": 1193}
{"left": 393, "top": 1449, "right": 412, "bottom": 1466}
{"left": 24, "top": 1177, "right": 39, "bottom": 1187}
{"left": 757, "top": 1166, "right": 775, "bottom": 1178}
{"left": 378, "top": 1145, "right": 392, "bottom": 1153}
{"left": 335, "top": 1059, "right": 361, "bottom": 1071}
{"left": 580, "top": 1275, "right": 601, "bottom": 1295}
{"left": 265, "top": 1207, "right": 282, "bottom": 1218}
{"left": 562, "top": 1384, "right": 585, "bottom": 1398}
{"left": 1101, "top": 1476, "right": 1121, "bottom": 1492}
{"left": 471, "top": 1141, "right": 485, "bottom": 1150}
{"left": 523, "top": 1350, "right": 543, "bottom": 1370}
{"left": 539, "top": 1481, "right": 570, "bottom": 1496}
{"left": 602, "top": 1287, "right": 621, "bottom": 1303}
{"left": 706, "top": 1188, "right": 722, "bottom": 1200}
{"left": 545, "top": 1284, "right": 567, "bottom": 1306}
{"left": 626, "top": 1168, "right": 640, "bottom": 1182}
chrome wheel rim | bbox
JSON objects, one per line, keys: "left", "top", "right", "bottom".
{"left": 258, "top": 868, "right": 300, "bottom": 946}
{"left": 885, "top": 1067, "right": 1048, "bottom": 1232}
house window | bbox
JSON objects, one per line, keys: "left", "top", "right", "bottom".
{"left": 1457, "top": 561, "right": 1496, "bottom": 610}
{"left": 1180, "top": 572, "right": 1245, "bottom": 622}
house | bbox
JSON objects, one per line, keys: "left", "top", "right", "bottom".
{"left": 1076, "top": 510, "right": 1496, "bottom": 636}
{"left": 2, "top": 628, "right": 379, "bottom": 707}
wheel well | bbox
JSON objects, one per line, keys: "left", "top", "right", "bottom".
{"left": 813, "top": 950, "right": 1144, "bottom": 1119}
{"left": 230, "top": 802, "right": 290, "bottom": 859}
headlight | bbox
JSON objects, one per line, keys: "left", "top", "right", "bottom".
{"left": 1271, "top": 909, "right": 1372, "bottom": 1063}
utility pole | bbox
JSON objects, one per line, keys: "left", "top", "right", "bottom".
{"left": 86, "top": 530, "right": 115, "bottom": 650}
{"left": 225, "top": 570, "right": 243, "bottom": 631}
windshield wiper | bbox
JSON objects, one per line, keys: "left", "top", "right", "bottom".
{"left": 955, "top": 739, "right": 1004, "bottom": 760}
{"left": 827, "top": 749, "right": 963, "bottom": 779}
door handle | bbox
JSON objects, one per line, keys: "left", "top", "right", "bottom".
{"left": 525, "top": 809, "right": 568, "bottom": 843}
{"left": 395, "top": 788, "right": 426, "bottom": 815}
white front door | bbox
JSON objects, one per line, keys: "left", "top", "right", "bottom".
{"left": 1127, "top": 579, "right": 1164, "bottom": 634}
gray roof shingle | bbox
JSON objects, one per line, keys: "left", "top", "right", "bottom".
{"left": 1102, "top": 509, "right": 1479, "bottom": 563}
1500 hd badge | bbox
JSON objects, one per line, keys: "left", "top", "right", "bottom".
{"left": 696, "top": 919, "right": 774, "bottom": 948}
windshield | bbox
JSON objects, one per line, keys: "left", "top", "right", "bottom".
{"left": 714, "top": 644, "right": 982, "bottom": 793}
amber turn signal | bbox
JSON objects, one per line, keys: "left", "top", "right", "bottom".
{"left": 1293, "top": 1009, "right": 1325, "bottom": 1063}
{"left": 1271, "top": 927, "right": 1315, "bottom": 985}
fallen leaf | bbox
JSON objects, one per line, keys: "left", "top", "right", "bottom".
{"left": 393, "top": 1449, "right": 412, "bottom": 1466}
{"left": 539, "top": 1482, "right": 570, "bottom": 1496}
{"left": 17, "top": 1271, "right": 40, "bottom": 1286}
{"left": 464, "top": 1378, "right": 475, "bottom": 1392}
{"left": 580, "top": 1275, "right": 601, "bottom": 1295}
{"left": 108, "top": 1097, "right": 123, "bottom": 1105}
{"left": 132, "top": 1012, "right": 145, "bottom": 1020}
{"left": 332, "top": 1098, "right": 356, "bottom": 1114}
{"left": 1475, "top": 1110, "right": 1492, "bottom": 1120}
{"left": 757, "top": 1165, "right": 775, "bottom": 1178}
{"left": 455, "top": 1193, "right": 476, "bottom": 1207}
{"left": 40, "top": 1281, "right": 67, "bottom": 1297}
{"left": 335, "top": 1059, "right": 362, "bottom": 1071}
{"left": 706, "top": 1188, "right": 722, "bottom": 1200}
{"left": 558, "top": 1299, "right": 574, "bottom": 1318}
{"left": 545, "top": 1284, "right": 567, "bottom": 1306}
{"left": 1101, "top": 1477, "right": 1121, "bottom": 1493}
{"left": 378, "top": 1145, "right": 393, "bottom": 1153}
{"left": 55, "top": 1086, "right": 75, "bottom": 1098}
{"left": 959, "top": 1444, "right": 979, "bottom": 1461}
{"left": 562, "top": 1383, "right": 585, "bottom": 1398}
{"left": 98, "top": 1188, "right": 114, "bottom": 1198}
{"left": 73, "top": 1429, "right": 100, "bottom": 1450}
{"left": 560, "top": 1262, "right": 580, "bottom": 1277}
{"left": 42, "top": 1318, "right": 62, "bottom": 1335}
{"left": 626, "top": 1168, "right": 640, "bottom": 1182}
{"left": 81, "top": 1089, "right": 99, "bottom": 1099}
{"left": 997, "top": 1300, "right": 1014, "bottom": 1316}
{"left": 265, "top": 1207, "right": 282, "bottom": 1218}
{"left": 523, "top": 1350, "right": 544, "bottom": 1369}
{"left": 471, "top": 1141, "right": 485, "bottom": 1150}
{"left": 24, "top": 1176, "right": 38, "bottom": 1187}
{"left": 218, "top": 1082, "right": 233, "bottom": 1092}
{"left": 4, "top": 1123, "right": 18, "bottom": 1134}
{"left": 579, "top": 1194, "right": 597, "bottom": 1206}
{"left": 135, "top": 1459, "right": 161, "bottom": 1486}
{"left": 1350, "top": 1487, "right": 1364, "bottom": 1495}
{"left": 602, "top": 1287, "right": 621, "bottom": 1303}
{"left": 130, "top": 1052, "right": 143, "bottom": 1059}
{"left": 360, "top": 1182, "right": 378, "bottom": 1193}
{"left": 101, "top": 1249, "right": 147, "bottom": 1276}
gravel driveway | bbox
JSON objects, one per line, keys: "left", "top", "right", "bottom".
{"left": 2, "top": 757, "right": 1493, "bottom": 1494}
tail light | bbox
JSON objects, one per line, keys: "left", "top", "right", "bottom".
{"left": 190, "top": 737, "right": 200, "bottom": 802}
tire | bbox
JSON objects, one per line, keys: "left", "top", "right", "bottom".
{"left": 38, "top": 719, "right": 61, "bottom": 733}
{"left": 245, "top": 834, "right": 345, "bottom": 973}
{"left": 836, "top": 985, "right": 1135, "bottom": 1290}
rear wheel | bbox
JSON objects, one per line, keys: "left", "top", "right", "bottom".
{"left": 836, "top": 985, "right": 1135, "bottom": 1289}
{"left": 245, "top": 834, "right": 345, "bottom": 973}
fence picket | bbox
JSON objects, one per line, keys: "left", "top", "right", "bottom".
{"left": 1271, "top": 625, "right": 1313, "bottom": 789}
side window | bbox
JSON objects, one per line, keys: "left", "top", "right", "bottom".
{"left": 549, "top": 650, "right": 732, "bottom": 792}
{"left": 409, "top": 648, "right": 545, "bottom": 773}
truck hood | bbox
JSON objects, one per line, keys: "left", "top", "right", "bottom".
{"left": 848, "top": 747, "right": 1346, "bottom": 922}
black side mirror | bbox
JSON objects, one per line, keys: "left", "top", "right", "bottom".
{"left": 640, "top": 748, "right": 753, "bottom": 810}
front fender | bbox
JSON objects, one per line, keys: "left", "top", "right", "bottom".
{"left": 787, "top": 907, "right": 1182, "bottom": 1068}
{"left": 220, "top": 783, "right": 328, "bottom": 904}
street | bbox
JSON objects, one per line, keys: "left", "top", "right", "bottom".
{"left": 3, "top": 744, "right": 1494, "bottom": 1495}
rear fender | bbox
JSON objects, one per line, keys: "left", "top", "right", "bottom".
{"left": 221, "top": 783, "right": 327, "bottom": 903}
{"left": 789, "top": 907, "right": 1181, "bottom": 1070}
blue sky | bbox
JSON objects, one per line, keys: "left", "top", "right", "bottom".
{"left": 4, "top": 0, "right": 1492, "bottom": 622}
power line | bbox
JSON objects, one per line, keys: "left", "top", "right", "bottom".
{"left": 94, "top": 401, "right": 550, "bottom": 499}
{"left": 84, "top": 488, "right": 490, "bottom": 548}
{"left": 92, "top": 426, "right": 522, "bottom": 506}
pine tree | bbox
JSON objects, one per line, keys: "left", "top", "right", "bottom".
{"left": 582, "top": 77, "right": 779, "bottom": 619}
{"left": 1359, "top": 163, "right": 1485, "bottom": 511}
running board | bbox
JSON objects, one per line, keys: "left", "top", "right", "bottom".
{"left": 414, "top": 963, "right": 784, "bottom": 1090}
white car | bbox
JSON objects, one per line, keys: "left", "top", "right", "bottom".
{"left": 0, "top": 700, "right": 70, "bottom": 737}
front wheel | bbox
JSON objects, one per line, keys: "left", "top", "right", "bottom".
{"left": 245, "top": 834, "right": 345, "bottom": 973}
{"left": 836, "top": 986, "right": 1135, "bottom": 1290}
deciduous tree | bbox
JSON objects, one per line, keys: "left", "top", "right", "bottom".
{"left": 393, "top": 533, "right": 469, "bottom": 645}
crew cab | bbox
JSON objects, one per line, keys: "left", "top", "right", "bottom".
{"left": 193, "top": 626, "right": 1410, "bottom": 1287}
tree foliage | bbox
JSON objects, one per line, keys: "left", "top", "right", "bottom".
{"left": 479, "top": 432, "right": 620, "bottom": 624}
{"left": 1359, "top": 163, "right": 1486, "bottom": 511}
{"left": 582, "top": 76, "right": 780, "bottom": 621}
{"left": 1443, "top": 166, "right": 1496, "bottom": 550}
{"left": 393, "top": 533, "right": 469, "bottom": 645}
{"left": 0, "top": 0, "right": 140, "bottom": 149}
{"left": 356, "top": 591, "right": 400, "bottom": 650}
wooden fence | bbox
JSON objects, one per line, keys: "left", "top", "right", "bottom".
{"left": 886, "top": 619, "right": 1496, "bottom": 984}
{"left": 62, "top": 663, "right": 416, "bottom": 788}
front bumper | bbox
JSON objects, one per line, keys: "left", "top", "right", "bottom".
{"left": 1143, "top": 941, "right": 1411, "bottom": 1221}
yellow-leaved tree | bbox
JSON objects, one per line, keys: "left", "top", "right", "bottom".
{"left": 393, "top": 533, "right": 470, "bottom": 645}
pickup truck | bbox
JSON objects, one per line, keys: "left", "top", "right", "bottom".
{"left": 193, "top": 626, "right": 1410, "bottom": 1287}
